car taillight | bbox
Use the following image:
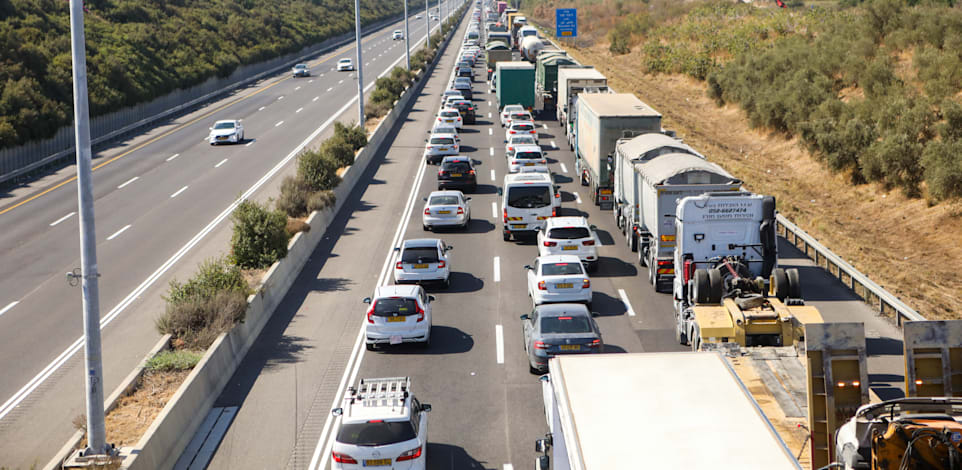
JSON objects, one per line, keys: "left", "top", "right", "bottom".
{"left": 397, "top": 445, "right": 423, "bottom": 461}
{"left": 416, "top": 305, "right": 425, "bottom": 322}
{"left": 468, "top": 169, "right": 475, "bottom": 175}
{"left": 396, "top": 261, "right": 403, "bottom": 270}
{"left": 424, "top": 208, "right": 431, "bottom": 215}
{"left": 582, "top": 240, "right": 595, "bottom": 246}
{"left": 551, "top": 207, "right": 558, "bottom": 217}
{"left": 509, "top": 131, "right": 516, "bottom": 134}
{"left": 457, "top": 117, "right": 462, "bottom": 121}
{"left": 437, "top": 117, "right": 442, "bottom": 121}
{"left": 587, "top": 339, "right": 601, "bottom": 348}
{"left": 332, "top": 452, "right": 358, "bottom": 464}
{"left": 684, "top": 259, "right": 694, "bottom": 283}
{"left": 534, "top": 340, "right": 547, "bottom": 349}
{"left": 438, "top": 260, "right": 446, "bottom": 268}
{"left": 367, "top": 305, "right": 374, "bottom": 324}
{"left": 457, "top": 207, "right": 464, "bottom": 215}
{"left": 468, "top": 107, "right": 474, "bottom": 111}
{"left": 543, "top": 241, "right": 557, "bottom": 247}
{"left": 439, "top": 170, "right": 446, "bottom": 176}
{"left": 538, "top": 280, "right": 547, "bottom": 290}
{"left": 658, "top": 260, "right": 673, "bottom": 266}
{"left": 503, "top": 208, "right": 507, "bottom": 223}
{"left": 582, "top": 278, "right": 590, "bottom": 288}
{"left": 508, "top": 147, "right": 513, "bottom": 151}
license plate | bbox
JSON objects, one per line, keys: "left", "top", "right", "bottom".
{"left": 413, "top": 263, "right": 429, "bottom": 269}
{"left": 217, "top": 136, "right": 227, "bottom": 140}
{"left": 444, "top": 119, "right": 454, "bottom": 123}
{"left": 556, "top": 283, "right": 573, "bottom": 289}
{"left": 389, "top": 336, "right": 402, "bottom": 345}
{"left": 562, "top": 246, "right": 577, "bottom": 250}
{"left": 438, "top": 147, "right": 448, "bottom": 151}
{"left": 559, "top": 344, "right": 580, "bottom": 351}
{"left": 438, "top": 210, "right": 451, "bottom": 214}
{"left": 524, "top": 162, "right": 534, "bottom": 166}
{"left": 365, "top": 458, "right": 392, "bottom": 466}
{"left": 450, "top": 173, "right": 462, "bottom": 177}
{"left": 511, "top": 224, "right": 526, "bottom": 229}
{"left": 387, "top": 316, "right": 406, "bottom": 322}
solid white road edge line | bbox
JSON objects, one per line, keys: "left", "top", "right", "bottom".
{"left": 170, "top": 186, "right": 189, "bottom": 198}
{"left": 0, "top": 301, "right": 19, "bottom": 318}
{"left": 496, "top": 324, "right": 504, "bottom": 364}
{"left": 49, "top": 212, "right": 76, "bottom": 227}
{"left": 117, "top": 176, "right": 139, "bottom": 189}
{"left": 106, "top": 224, "right": 131, "bottom": 241}
{"left": 493, "top": 256, "right": 501, "bottom": 282}
{"left": 618, "top": 288, "right": 637, "bottom": 317}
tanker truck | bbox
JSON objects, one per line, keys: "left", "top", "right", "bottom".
{"left": 520, "top": 34, "right": 544, "bottom": 62}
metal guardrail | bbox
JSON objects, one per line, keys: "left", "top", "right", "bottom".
{"left": 776, "top": 214, "right": 926, "bottom": 325}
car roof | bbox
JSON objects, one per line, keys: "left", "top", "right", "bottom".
{"left": 294, "top": 63, "right": 307, "bottom": 67}
{"left": 546, "top": 216, "right": 589, "bottom": 228}
{"left": 402, "top": 238, "right": 441, "bottom": 248}
{"left": 504, "top": 172, "right": 552, "bottom": 184}
{"left": 214, "top": 120, "right": 237, "bottom": 125}
{"left": 428, "top": 190, "right": 464, "bottom": 199}
{"left": 430, "top": 133, "right": 457, "bottom": 139}
{"left": 439, "top": 108, "right": 460, "bottom": 113}
{"left": 504, "top": 104, "right": 524, "bottom": 109}
{"left": 373, "top": 284, "right": 422, "bottom": 299}
{"left": 512, "top": 144, "right": 542, "bottom": 152}
{"left": 338, "top": 58, "right": 351, "bottom": 62}
{"left": 510, "top": 121, "right": 535, "bottom": 127}
{"left": 535, "top": 302, "right": 590, "bottom": 316}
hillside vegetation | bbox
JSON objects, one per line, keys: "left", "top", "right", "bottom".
{"left": 0, "top": 0, "right": 404, "bottom": 150}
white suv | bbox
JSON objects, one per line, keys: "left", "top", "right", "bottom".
{"left": 364, "top": 285, "right": 433, "bottom": 349}
{"left": 331, "top": 377, "right": 430, "bottom": 469}
{"left": 507, "top": 144, "right": 546, "bottom": 173}
{"left": 394, "top": 239, "right": 452, "bottom": 287}
{"left": 537, "top": 216, "right": 600, "bottom": 272}
{"left": 423, "top": 133, "right": 459, "bottom": 165}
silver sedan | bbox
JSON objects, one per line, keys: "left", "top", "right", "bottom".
{"left": 422, "top": 191, "right": 471, "bottom": 230}
{"left": 520, "top": 303, "right": 603, "bottom": 374}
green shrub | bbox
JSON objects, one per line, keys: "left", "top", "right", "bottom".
{"left": 334, "top": 121, "right": 368, "bottom": 150}
{"left": 230, "top": 199, "right": 289, "bottom": 269}
{"left": 321, "top": 134, "right": 356, "bottom": 167}
{"left": 164, "top": 256, "right": 248, "bottom": 307}
{"left": 277, "top": 175, "right": 314, "bottom": 217}
{"left": 609, "top": 32, "right": 630, "bottom": 55}
{"left": 922, "top": 139, "right": 962, "bottom": 200}
{"left": 155, "top": 290, "right": 248, "bottom": 349}
{"left": 307, "top": 190, "right": 336, "bottom": 212}
{"left": 146, "top": 350, "right": 203, "bottom": 371}
{"left": 297, "top": 148, "right": 341, "bottom": 191}
{"left": 365, "top": 99, "right": 393, "bottom": 120}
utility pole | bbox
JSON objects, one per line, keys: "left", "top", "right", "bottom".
{"left": 425, "top": 0, "right": 430, "bottom": 44}
{"left": 404, "top": 0, "right": 410, "bottom": 69}
{"left": 68, "top": 0, "right": 109, "bottom": 457}
{"left": 354, "top": 0, "right": 364, "bottom": 125}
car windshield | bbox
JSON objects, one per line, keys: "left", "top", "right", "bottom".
{"left": 339, "top": 59, "right": 350, "bottom": 64}
{"left": 548, "top": 227, "right": 591, "bottom": 239}
{"left": 507, "top": 186, "right": 550, "bottom": 208}
{"left": 295, "top": 64, "right": 306, "bottom": 69}
{"left": 541, "top": 262, "right": 584, "bottom": 276}
{"left": 541, "top": 315, "right": 592, "bottom": 334}
{"left": 401, "top": 247, "right": 439, "bottom": 263}
{"left": 430, "top": 137, "right": 454, "bottom": 145}
{"left": 515, "top": 152, "right": 542, "bottom": 160}
{"left": 373, "top": 297, "right": 417, "bottom": 317}
{"left": 213, "top": 122, "right": 235, "bottom": 129}
{"left": 442, "top": 161, "right": 471, "bottom": 172}
{"left": 429, "top": 195, "right": 460, "bottom": 205}
{"left": 336, "top": 421, "right": 416, "bottom": 446}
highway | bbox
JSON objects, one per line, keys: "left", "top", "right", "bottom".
{"left": 0, "top": 4, "right": 460, "bottom": 467}
{"left": 192, "top": 9, "right": 908, "bottom": 470}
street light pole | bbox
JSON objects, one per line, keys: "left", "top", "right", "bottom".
{"left": 68, "top": 0, "right": 108, "bottom": 456}
{"left": 404, "top": 0, "right": 410, "bottom": 70}
{"left": 425, "top": 0, "right": 430, "bottom": 44}
{"left": 354, "top": 0, "right": 364, "bottom": 125}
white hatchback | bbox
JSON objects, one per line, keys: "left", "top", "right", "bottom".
{"left": 437, "top": 108, "right": 463, "bottom": 129}
{"left": 505, "top": 120, "right": 538, "bottom": 144}
{"left": 363, "top": 285, "right": 433, "bottom": 349}
{"left": 423, "top": 133, "right": 459, "bottom": 165}
{"left": 525, "top": 254, "right": 593, "bottom": 307}
{"left": 208, "top": 119, "right": 244, "bottom": 145}
{"left": 537, "top": 216, "right": 600, "bottom": 272}
{"left": 394, "top": 239, "right": 452, "bottom": 287}
{"left": 507, "top": 144, "right": 546, "bottom": 173}
{"left": 500, "top": 104, "right": 524, "bottom": 127}
{"left": 505, "top": 134, "right": 538, "bottom": 159}
{"left": 422, "top": 190, "right": 471, "bottom": 230}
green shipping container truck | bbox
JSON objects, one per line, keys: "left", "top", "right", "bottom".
{"left": 535, "top": 51, "right": 577, "bottom": 114}
{"left": 496, "top": 62, "right": 534, "bottom": 111}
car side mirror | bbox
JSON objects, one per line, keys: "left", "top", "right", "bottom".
{"left": 553, "top": 185, "right": 561, "bottom": 191}
{"left": 520, "top": 314, "right": 530, "bottom": 320}
{"left": 590, "top": 224, "right": 597, "bottom": 231}
{"left": 473, "top": 159, "right": 482, "bottom": 165}
{"left": 523, "top": 265, "right": 532, "bottom": 270}
{"left": 428, "top": 295, "right": 436, "bottom": 302}
{"left": 591, "top": 311, "right": 600, "bottom": 317}
{"left": 394, "top": 247, "right": 400, "bottom": 252}
{"left": 465, "top": 197, "right": 472, "bottom": 201}
{"left": 497, "top": 188, "right": 503, "bottom": 196}
{"left": 332, "top": 407, "right": 343, "bottom": 416}
{"left": 363, "top": 297, "right": 372, "bottom": 304}
{"left": 208, "top": 127, "right": 213, "bottom": 130}
{"left": 445, "top": 245, "right": 453, "bottom": 251}
{"left": 420, "top": 403, "right": 432, "bottom": 412}
{"left": 425, "top": 138, "right": 429, "bottom": 142}
{"left": 423, "top": 197, "right": 428, "bottom": 202}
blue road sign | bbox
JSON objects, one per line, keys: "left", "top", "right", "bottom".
{"left": 556, "top": 8, "right": 577, "bottom": 38}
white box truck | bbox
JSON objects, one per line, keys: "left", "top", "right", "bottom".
{"left": 611, "top": 133, "right": 741, "bottom": 292}
{"left": 574, "top": 93, "right": 661, "bottom": 211}
{"left": 556, "top": 67, "right": 607, "bottom": 138}
{"left": 535, "top": 352, "right": 802, "bottom": 470}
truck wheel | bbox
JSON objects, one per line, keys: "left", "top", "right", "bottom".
{"left": 770, "top": 268, "right": 789, "bottom": 301}
{"left": 629, "top": 232, "right": 637, "bottom": 253}
{"left": 692, "top": 269, "right": 711, "bottom": 304}
{"left": 786, "top": 268, "right": 802, "bottom": 299}
{"left": 648, "top": 251, "right": 658, "bottom": 288}
{"left": 676, "top": 322, "right": 688, "bottom": 345}
{"left": 690, "top": 327, "right": 701, "bottom": 352}
{"left": 707, "top": 268, "right": 723, "bottom": 303}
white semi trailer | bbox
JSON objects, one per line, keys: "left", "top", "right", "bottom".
{"left": 534, "top": 352, "right": 801, "bottom": 470}
{"left": 611, "top": 133, "right": 741, "bottom": 292}
{"left": 556, "top": 67, "right": 606, "bottom": 137}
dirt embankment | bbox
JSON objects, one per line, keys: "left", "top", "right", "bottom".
{"left": 527, "top": 17, "right": 962, "bottom": 320}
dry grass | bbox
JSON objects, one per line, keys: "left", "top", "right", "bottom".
{"left": 557, "top": 39, "right": 962, "bottom": 319}
{"left": 241, "top": 267, "right": 267, "bottom": 290}
{"left": 286, "top": 217, "right": 311, "bottom": 237}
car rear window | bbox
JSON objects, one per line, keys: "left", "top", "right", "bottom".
{"left": 515, "top": 152, "right": 542, "bottom": 160}
{"left": 429, "top": 195, "right": 459, "bottom": 205}
{"left": 401, "top": 247, "right": 439, "bottom": 263}
{"left": 373, "top": 298, "right": 417, "bottom": 317}
{"left": 511, "top": 136, "right": 536, "bottom": 145}
{"left": 541, "top": 262, "right": 584, "bottom": 276}
{"left": 336, "top": 421, "right": 417, "bottom": 446}
{"left": 540, "top": 315, "right": 592, "bottom": 334}
{"left": 514, "top": 124, "right": 534, "bottom": 131}
{"left": 507, "top": 186, "right": 550, "bottom": 208}
{"left": 442, "top": 161, "right": 471, "bottom": 172}
{"left": 430, "top": 137, "right": 454, "bottom": 145}
{"left": 441, "top": 111, "right": 458, "bottom": 117}
{"left": 548, "top": 227, "right": 590, "bottom": 239}
{"left": 511, "top": 113, "right": 528, "bottom": 120}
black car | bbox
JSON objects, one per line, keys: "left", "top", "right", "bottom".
{"left": 457, "top": 65, "right": 473, "bottom": 81}
{"left": 437, "top": 156, "right": 477, "bottom": 192}
{"left": 453, "top": 82, "right": 473, "bottom": 100}
{"left": 449, "top": 100, "right": 477, "bottom": 124}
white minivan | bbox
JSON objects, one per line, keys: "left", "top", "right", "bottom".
{"left": 500, "top": 173, "right": 558, "bottom": 241}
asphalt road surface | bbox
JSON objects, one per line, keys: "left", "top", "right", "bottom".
{"left": 0, "top": 4, "right": 461, "bottom": 467}
{"left": 190, "top": 10, "right": 907, "bottom": 470}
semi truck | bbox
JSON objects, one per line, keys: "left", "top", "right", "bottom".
{"left": 534, "top": 352, "right": 802, "bottom": 470}
{"left": 556, "top": 67, "right": 607, "bottom": 139}
{"left": 574, "top": 93, "right": 661, "bottom": 211}
{"left": 485, "top": 40, "right": 511, "bottom": 80}
{"left": 496, "top": 61, "right": 534, "bottom": 111}
{"left": 671, "top": 192, "right": 823, "bottom": 349}
{"left": 611, "top": 132, "right": 742, "bottom": 291}
{"left": 534, "top": 52, "right": 576, "bottom": 114}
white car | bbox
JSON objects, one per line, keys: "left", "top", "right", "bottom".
{"left": 331, "top": 377, "right": 430, "bottom": 469}
{"left": 500, "top": 104, "right": 524, "bottom": 127}
{"left": 508, "top": 144, "right": 546, "bottom": 173}
{"left": 423, "top": 133, "right": 459, "bottom": 165}
{"left": 422, "top": 190, "right": 471, "bottom": 230}
{"left": 208, "top": 120, "right": 244, "bottom": 145}
{"left": 441, "top": 95, "right": 465, "bottom": 111}
{"left": 505, "top": 120, "right": 538, "bottom": 144}
{"left": 394, "top": 238, "right": 452, "bottom": 287}
{"left": 505, "top": 134, "right": 537, "bottom": 159}
{"left": 525, "top": 254, "right": 593, "bottom": 307}
{"left": 441, "top": 89, "right": 464, "bottom": 102}
{"left": 416, "top": 14, "right": 422, "bottom": 19}
{"left": 430, "top": 122, "right": 460, "bottom": 141}
{"left": 437, "top": 108, "right": 463, "bottom": 129}
{"left": 363, "top": 285, "right": 433, "bottom": 349}
{"left": 292, "top": 63, "right": 310, "bottom": 77}
{"left": 504, "top": 110, "right": 534, "bottom": 129}
{"left": 337, "top": 58, "right": 354, "bottom": 71}
{"left": 393, "top": 30, "right": 404, "bottom": 40}
{"left": 518, "top": 165, "right": 551, "bottom": 175}
{"left": 537, "top": 216, "right": 600, "bottom": 272}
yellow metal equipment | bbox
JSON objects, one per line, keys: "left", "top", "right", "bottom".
{"left": 692, "top": 295, "right": 823, "bottom": 350}
{"left": 904, "top": 320, "right": 962, "bottom": 397}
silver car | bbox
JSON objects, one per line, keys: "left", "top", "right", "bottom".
{"left": 520, "top": 303, "right": 603, "bottom": 374}
{"left": 422, "top": 190, "right": 471, "bottom": 231}
{"left": 394, "top": 239, "right": 452, "bottom": 288}
{"left": 208, "top": 119, "right": 244, "bottom": 145}
{"left": 363, "top": 285, "right": 433, "bottom": 349}
{"left": 292, "top": 63, "right": 310, "bottom": 77}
